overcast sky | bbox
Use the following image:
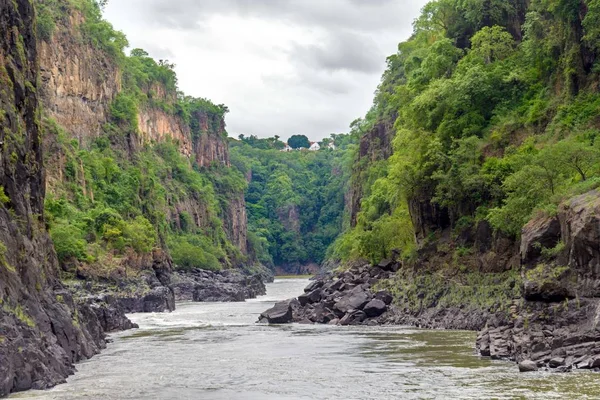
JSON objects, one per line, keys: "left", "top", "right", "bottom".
{"left": 104, "top": 0, "right": 428, "bottom": 141}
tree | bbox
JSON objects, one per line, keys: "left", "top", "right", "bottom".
{"left": 288, "top": 135, "right": 310, "bottom": 149}
{"left": 470, "top": 26, "right": 515, "bottom": 64}
{"left": 554, "top": 140, "right": 598, "bottom": 181}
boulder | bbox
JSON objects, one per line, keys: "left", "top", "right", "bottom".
{"left": 363, "top": 299, "right": 387, "bottom": 318}
{"left": 378, "top": 259, "right": 400, "bottom": 272}
{"left": 520, "top": 216, "right": 561, "bottom": 266}
{"left": 334, "top": 288, "right": 371, "bottom": 314}
{"left": 304, "top": 280, "right": 324, "bottom": 293}
{"left": 259, "top": 301, "right": 293, "bottom": 324}
{"left": 339, "top": 310, "right": 367, "bottom": 326}
{"left": 549, "top": 357, "right": 565, "bottom": 368}
{"left": 374, "top": 291, "right": 393, "bottom": 305}
{"left": 518, "top": 360, "right": 539, "bottom": 373}
{"left": 298, "top": 289, "right": 322, "bottom": 306}
{"left": 309, "top": 303, "right": 335, "bottom": 324}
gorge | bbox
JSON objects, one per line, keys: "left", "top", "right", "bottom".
{"left": 2, "top": 0, "right": 600, "bottom": 398}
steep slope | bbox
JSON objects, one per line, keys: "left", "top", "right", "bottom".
{"left": 32, "top": 0, "right": 258, "bottom": 304}
{"left": 0, "top": 0, "right": 130, "bottom": 395}
{"left": 321, "top": 0, "right": 600, "bottom": 371}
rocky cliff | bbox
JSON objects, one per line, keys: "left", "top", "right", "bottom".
{"left": 476, "top": 190, "right": 600, "bottom": 372}
{"left": 347, "top": 121, "right": 394, "bottom": 227}
{"left": 0, "top": 1, "right": 132, "bottom": 395}
{"left": 37, "top": 0, "right": 248, "bottom": 258}
{"left": 38, "top": 7, "right": 120, "bottom": 145}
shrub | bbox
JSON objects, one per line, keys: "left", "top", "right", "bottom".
{"left": 50, "top": 224, "right": 88, "bottom": 262}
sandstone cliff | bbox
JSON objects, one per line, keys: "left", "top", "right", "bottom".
{"left": 38, "top": 8, "right": 120, "bottom": 145}
{"left": 37, "top": 0, "right": 249, "bottom": 260}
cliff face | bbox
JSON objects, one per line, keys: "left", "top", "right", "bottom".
{"left": 476, "top": 190, "right": 600, "bottom": 371}
{"left": 38, "top": 10, "right": 120, "bottom": 144}
{"left": 348, "top": 122, "right": 394, "bottom": 227}
{"left": 38, "top": 4, "right": 249, "bottom": 257}
{"left": 0, "top": 1, "right": 110, "bottom": 395}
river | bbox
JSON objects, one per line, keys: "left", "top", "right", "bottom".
{"left": 11, "top": 278, "right": 600, "bottom": 399}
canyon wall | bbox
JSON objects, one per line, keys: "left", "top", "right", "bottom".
{"left": 0, "top": 1, "right": 111, "bottom": 395}
{"left": 37, "top": 2, "right": 248, "bottom": 257}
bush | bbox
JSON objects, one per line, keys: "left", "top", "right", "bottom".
{"left": 110, "top": 93, "right": 139, "bottom": 131}
{"left": 169, "top": 235, "right": 223, "bottom": 271}
{"left": 50, "top": 224, "right": 88, "bottom": 263}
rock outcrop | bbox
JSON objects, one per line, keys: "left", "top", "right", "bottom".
{"left": 172, "top": 269, "right": 266, "bottom": 302}
{"left": 476, "top": 190, "right": 600, "bottom": 372}
{"left": 0, "top": 1, "right": 132, "bottom": 395}
{"left": 259, "top": 264, "right": 397, "bottom": 325}
{"left": 38, "top": 7, "right": 120, "bottom": 145}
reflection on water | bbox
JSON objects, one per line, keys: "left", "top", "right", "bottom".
{"left": 11, "top": 278, "right": 600, "bottom": 400}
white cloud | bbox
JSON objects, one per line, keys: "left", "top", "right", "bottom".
{"left": 104, "top": 0, "right": 429, "bottom": 141}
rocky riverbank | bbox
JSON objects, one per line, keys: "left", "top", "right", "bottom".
{"left": 259, "top": 261, "right": 398, "bottom": 325}
{"left": 260, "top": 191, "right": 600, "bottom": 374}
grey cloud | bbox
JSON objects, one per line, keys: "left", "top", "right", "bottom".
{"left": 135, "top": 0, "right": 418, "bottom": 32}
{"left": 291, "top": 31, "right": 382, "bottom": 74}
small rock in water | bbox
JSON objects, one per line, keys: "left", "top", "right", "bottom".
{"left": 518, "top": 360, "right": 539, "bottom": 372}
{"left": 259, "top": 300, "right": 293, "bottom": 324}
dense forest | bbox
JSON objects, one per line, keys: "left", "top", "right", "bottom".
{"left": 331, "top": 0, "right": 600, "bottom": 266}
{"left": 230, "top": 134, "right": 355, "bottom": 273}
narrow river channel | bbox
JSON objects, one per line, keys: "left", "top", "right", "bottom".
{"left": 12, "top": 279, "right": 600, "bottom": 399}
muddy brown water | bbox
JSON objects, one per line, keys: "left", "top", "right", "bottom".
{"left": 11, "top": 279, "right": 600, "bottom": 399}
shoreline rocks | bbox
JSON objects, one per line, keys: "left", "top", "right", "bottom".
{"left": 259, "top": 263, "right": 396, "bottom": 325}
{"left": 172, "top": 269, "right": 266, "bottom": 302}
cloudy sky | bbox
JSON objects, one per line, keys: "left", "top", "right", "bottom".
{"left": 104, "top": 0, "right": 428, "bottom": 141}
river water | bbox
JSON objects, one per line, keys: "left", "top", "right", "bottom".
{"left": 11, "top": 278, "right": 600, "bottom": 400}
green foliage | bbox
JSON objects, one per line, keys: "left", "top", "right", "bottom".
{"left": 44, "top": 118, "right": 234, "bottom": 275}
{"left": 335, "top": 0, "right": 600, "bottom": 265}
{"left": 36, "top": 0, "right": 59, "bottom": 40}
{"left": 0, "top": 186, "right": 9, "bottom": 205}
{"left": 50, "top": 223, "right": 88, "bottom": 263}
{"left": 230, "top": 134, "right": 355, "bottom": 269}
{"left": 109, "top": 93, "right": 139, "bottom": 131}
{"left": 71, "top": 0, "right": 128, "bottom": 59}
{"left": 287, "top": 135, "right": 311, "bottom": 149}
{"left": 168, "top": 235, "right": 223, "bottom": 271}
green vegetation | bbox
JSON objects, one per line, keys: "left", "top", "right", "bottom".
{"left": 45, "top": 120, "right": 238, "bottom": 275}
{"left": 377, "top": 268, "right": 522, "bottom": 314}
{"left": 38, "top": 0, "right": 248, "bottom": 276}
{"left": 230, "top": 134, "right": 355, "bottom": 270}
{"left": 287, "top": 135, "right": 311, "bottom": 149}
{"left": 332, "top": 0, "right": 600, "bottom": 264}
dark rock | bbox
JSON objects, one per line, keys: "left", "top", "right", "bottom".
{"left": 378, "top": 259, "right": 400, "bottom": 272}
{"left": 298, "top": 289, "right": 322, "bottom": 306}
{"left": 260, "top": 301, "right": 293, "bottom": 324}
{"left": 172, "top": 269, "right": 266, "bottom": 302}
{"left": 521, "top": 216, "right": 561, "bottom": 266}
{"left": 304, "top": 280, "right": 324, "bottom": 293}
{"left": 518, "top": 360, "right": 539, "bottom": 372}
{"left": 309, "top": 304, "right": 335, "bottom": 324}
{"left": 549, "top": 357, "right": 565, "bottom": 368}
{"left": 363, "top": 299, "right": 387, "bottom": 317}
{"left": 339, "top": 310, "right": 367, "bottom": 326}
{"left": 334, "top": 288, "right": 371, "bottom": 314}
{"left": 375, "top": 291, "right": 393, "bottom": 305}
